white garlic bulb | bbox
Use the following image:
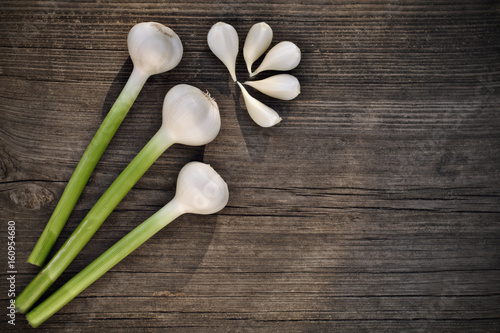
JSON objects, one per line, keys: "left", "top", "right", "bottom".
{"left": 127, "top": 22, "right": 183, "bottom": 76}
{"left": 251, "top": 41, "right": 301, "bottom": 77}
{"left": 244, "top": 74, "right": 300, "bottom": 100}
{"left": 173, "top": 161, "right": 229, "bottom": 215}
{"left": 243, "top": 22, "right": 273, "bottom": 75}
{"left": 237, "top": 82, "right": 281, "bottom": 127}
{"left": 161, "top": 84, "right": 221, "bottom": 146}
{"left": 207, "top": 22, "right": 239, "bottom": 82}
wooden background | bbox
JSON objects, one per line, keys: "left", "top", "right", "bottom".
{"left": 1, "top": 0, "right": 499, "bottom": 331}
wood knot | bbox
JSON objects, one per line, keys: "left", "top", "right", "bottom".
{"left": 9, "top": 183, "right": 54, "bottom": 210}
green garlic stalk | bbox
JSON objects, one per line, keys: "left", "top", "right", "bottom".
{"left": 16, "top": 84, "right": 220, "bottom": 314}
{"left": 26, "top": 161, "right": 229, "bottom": 328}
{"left": 28, "top": 22, "right": 183, "bottom": 267}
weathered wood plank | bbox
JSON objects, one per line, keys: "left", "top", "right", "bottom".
{"left": 1, "top": 0, "right": 499, "bottom": 331}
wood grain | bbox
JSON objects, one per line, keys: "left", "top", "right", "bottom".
{"left": 1, "top": 0, "right": 499, "bottom": 331}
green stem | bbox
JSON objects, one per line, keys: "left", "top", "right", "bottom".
{"left": 16, "top": 128, "right": 174, "bottom": 314}
{"left": 26, "top": 200, "right": 184, "bottom": 328}
{"left": 28, "top": 68, "right": 149, "bottom": 267}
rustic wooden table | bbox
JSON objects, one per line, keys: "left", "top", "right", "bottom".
{"left": 1, "top": 1, "right": 499, "bottom": 332}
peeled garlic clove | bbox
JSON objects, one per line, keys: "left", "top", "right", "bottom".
{"left": 237, "top": 82, "right": 281, "bottom": 127}
{"left": 244, "top": 74, "right": 300, "bottom": 101}
{"left": 243, "top": 22, "right": 273, "bottom": 75}
{"left": 251, "top": 41, "right": 301, "bottom": 77}
{"left": 207, "top": 22, "right": 239, "bottom": 81}
{"left": 162, "top": 84, "right": 221, "bottom": 146}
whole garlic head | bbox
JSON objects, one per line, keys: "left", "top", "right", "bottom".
{"left": 127, "top": 22, "right": 183, "bottom": 76}
{"left": 162, "top": 84, "right": 221, "bottom": 146}
{"left": 173, "top": 162, "right": 229, "bottom": 215}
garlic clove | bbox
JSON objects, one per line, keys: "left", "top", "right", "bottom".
{"left": 251, "top": 41, "right": 301, "bottom": 77}
{"left": 162, "top": 84, "right": 221, "bottom": 146}
{"left": 173, "top": 162, "right": 229, "bottom": 215}
{"left": 243, "top": 22, "right": 273, "bottom": 75}
{"left": 244, "top": 74, "right": 300, "bottom": 101}
{"left": 237, "top": 82, "right": 281, "bottom": 128}
{"left": 207, "top": 22, "right": 239, "bottom": 82}
{"left": 127, "top": 22, "right": 183, "bottom": 76}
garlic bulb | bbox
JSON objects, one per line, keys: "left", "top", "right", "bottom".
{"left": 243, "top": 22, "right": 273, "bottom": 75}
{"left": 173, "top": 162, "right": 229, "bottom": 215}
{"left": 237, "top": 82, "right": 281, "bottom": 127}
{"left": 161, "top": 84, "right": 221, "bottom": 146}
{"left": 127, "top": 22, "right": 183, "bottom": 76}
{"left": 207, "top": 22, "right": 239, "bottom": 82}
{"left": 244, "top": 74, "right": 300, "bottom": 101}
{"left": 251, "top": 41, "right": 301, "bottom": 77}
